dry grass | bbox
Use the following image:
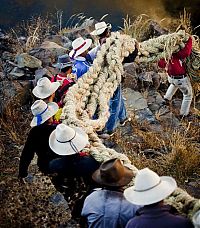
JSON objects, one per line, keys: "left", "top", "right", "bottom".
{"left": 112, "top": 118, "right": 200, "bottom": 186}
{"left": 121, "top": 14, "right": 152, "bottom": 41}
{"left": 8, "top": 15, "right": 55, "bottom": 53}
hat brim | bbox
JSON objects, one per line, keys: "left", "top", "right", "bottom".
{"left": 92, "top": 166, "right": 134, "bottom": 187}
{"left": 52, "top": 62, "right": 73, "bottom": 69}
{"left": 69, "top": 39, "right": 92, "bottom": 59}
{"left": 30, "top": 102, "right": 59, "bottom": 127}
{"left": 90, "top": 24, "right": 112, "bottom": 36}
{"left": 124, "top": 176, "right": 177, "bottom": 205}
{"left": 32, "top": 82, "right": 60, "bottom": 99}
{"left": 49, "top": 126, "right": 89, "bottom": 155}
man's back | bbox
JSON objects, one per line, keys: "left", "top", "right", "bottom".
{"left": 82, "top": 189, "right": 140, "bottom": 228}
{"left": 126, "top": 205, "right": 193, "bottom": 228}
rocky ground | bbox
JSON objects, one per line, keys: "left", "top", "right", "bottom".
{"left": 0, "top": 18, "right": 200, "bottom": 227}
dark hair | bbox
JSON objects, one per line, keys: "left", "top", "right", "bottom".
{"left": 61, "top": 66, "right": 72, "bottom": 73}
{"left": 98, "top": 28, "right": 109, "bottom": 38}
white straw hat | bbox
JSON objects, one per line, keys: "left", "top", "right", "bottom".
{"left": 49, "top": 123, "right": 89, "bottom": 156}
{"left": 69, "top": 37, "right": 92, "bottom": 59}
{"left": 193, "top": 210, "right": 200, "bottom": 228}
{"left": 32, "top": 77, "right": 60, "bottom": 99}
{"left": 124, "top": 168, "right": 177, "bottom": 205}
{"left": 90, "top": 22, "right": 112, "bottom": 36}
{"left": 30, "top": 100, "right": 59, "bottom": 127}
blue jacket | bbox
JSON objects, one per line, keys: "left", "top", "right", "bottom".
{"left": 126, "top": 204, "right": 194, "bottom": 228}
{"left": 81, "top": 189, "right": 141, "bottom": 228}
{"left": 72, "top": 56, "right": 91, "bottom": 79}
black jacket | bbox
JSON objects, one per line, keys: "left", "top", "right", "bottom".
{"left": 19, "top": 124, "right": 59, "bottom": 177}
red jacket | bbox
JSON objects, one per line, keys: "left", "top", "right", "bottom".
{"left": 158, "top": 37, "right": 192, "bottom": 76}
{"left": 51, "top": 73, "right": 75, "bottom": 107}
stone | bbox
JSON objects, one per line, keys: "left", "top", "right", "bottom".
{"left": 45, "top": 35, "right": 70, "bottom": 46}
{"left": 15, "top": 53, "right": 42, "bottom": 69}
{"left": 123, "top": 72, "right": 138, "bottom": 90}
{"left": 0, "top": 80, "right": 31, "bottom": 115}
{"left": 147, "top": 89, "right": 165, "bottom": 113}
{"left": 63, "top": 19, "right": 95, "bottom": 41}
{"left": 50, "top": 192, "right": 68, "bottom": 210}
{"left": 123, "top": 88, "right": 148, "bottom": 111}
{"left": 9, "top": 67, "right": 25, "bottom": 78}
{"left": 30, "top": 41, "right": 67, "bottom": 66}
{"left": 135, "top": 107, "right": 158, "bottom": 124}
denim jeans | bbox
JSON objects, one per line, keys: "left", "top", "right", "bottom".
{"left": 164, "top": 76, "right": 193, "bottom": 116}
{"left": 105, "top": 85, "right": 127, "bottom": 133}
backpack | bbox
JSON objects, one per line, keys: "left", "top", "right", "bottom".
{"left": 53, "top": 75, "right": 75, "bottom": 103}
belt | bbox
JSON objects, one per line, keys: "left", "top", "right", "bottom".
{"left": 170, "top": 75, "right": 186, "bottom": 79}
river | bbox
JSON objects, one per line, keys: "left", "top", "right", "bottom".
{"left": 0, "top": 0, "right": 200, "bottom": 35}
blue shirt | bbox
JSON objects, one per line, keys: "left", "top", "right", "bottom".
{"left": 72, "top": 56, "right": 91, "bottom": 79}
{"left": 82, "top": 189, "right": 141, "bottom": 228}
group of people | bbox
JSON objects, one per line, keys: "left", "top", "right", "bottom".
{"left": 18, "top": 21, "right": 197, "bottom": 227}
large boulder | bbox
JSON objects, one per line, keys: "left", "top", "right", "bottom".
{"left": 63, "top": 19, "right": 96, "bottom": 41}
{"left": 15, "top": 53, "right": 42, "bottom": 69}
{"left": 29, "top": 41, "right": 67, "bottom": 66}
{"left": 0, "top": 80, "right": 31, "bottom": 115}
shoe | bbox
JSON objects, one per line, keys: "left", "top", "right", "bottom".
{"left": 98, "top": 130, "right": 115, "bottom": 139}
{"left": 120, "top": 117, "right": 131, "bottom": 126}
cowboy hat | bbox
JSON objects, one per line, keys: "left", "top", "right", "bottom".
{"left": 52, "top": 54, "right": 73, "bottom": 70}
{"left": 30, "top": 100, "right": 59, "bottom": 127}
{"left": 69, "top": 37, "right": 92, "bottom": 59}
{"left": 92, "top": 158, "right": 134, "bottom": 187}
{"left": 193, "top": 210, "right": 200, "bottom": 228}
{"left": 90, "top": 22, "right": 112, "bottom": 36}
{"left": 124, "top": 168, "right": 177, "bottom": 205}
{"left": 49, "top": 123, "right": 89, "bottom": 156}
{"left": 32, "top": 77, "right": 60, "bottom": 99}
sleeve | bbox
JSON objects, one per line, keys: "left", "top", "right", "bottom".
{"left": 158, "top": 59, "right": 167, "bottom": 68}
{"left": 123, "top": 47, "right": 138, "bottom": 64}
{"left": 176, "top": 37, "right": 192, "bottom": 59}
{"left": 18, "top": 129, "right": 36, "bottom": 178}
{"left": 88, "top": 46, "right": 100, "bottom": 62}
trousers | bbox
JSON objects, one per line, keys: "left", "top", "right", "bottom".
{"left": 105, "top": 85, "right": 127, "bottom": 132}
{"left": 164, "top": 76, "right": 193, "bottom": 116}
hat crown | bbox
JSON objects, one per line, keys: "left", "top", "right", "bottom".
{"left": 95, "top": 22, "right": 107, "bottom": 30}
{"left": 37, "top": 77, "right": 51, "bottom": 87}
{"left": 72, "top": 37, "right": 85, "bottom": 50}
{"left": 55, "top": 123, "right": 76, "bottom": 143}
{"left": 100, "top": 159, "right": 125, "bottom": 183}
{"left": 57, "top": 54, "right": 72, "bottom": 64}
{"left": 134, "top": 168, "right": 161, "bottom": 191}
{"left": 36, "top": 77, "right": 55, "bottom": 94}
{"left": 31, "top": 100, "right": 48, "bottom": 116}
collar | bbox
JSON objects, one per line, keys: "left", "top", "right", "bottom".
{"left": 137, "top": 205, "right": 173, "bottom": 218}
{"left": 74, "top": 56, "right": 86, "bottom": 62}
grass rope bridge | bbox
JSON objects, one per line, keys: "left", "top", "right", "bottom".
{"left": 61, "top": 31, "right": 200, "bottom": 219}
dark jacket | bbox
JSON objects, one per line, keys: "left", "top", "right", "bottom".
{"left": 19, "top": 124, "right": 59, "bottom": 177}
{"left": 126, "top": 204, "right": 194, "bottom": 228}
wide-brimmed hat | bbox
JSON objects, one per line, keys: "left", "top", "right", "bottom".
{"left": 32, "top": 77, "right": 60, "bottom": 99}
{"left": 193, "top": 210, "right": 200, "bottom": 228}
{"left": 124, "top": 168, "right": 177, "bottom": 205}
{"left": 52, "top": 54, "right": 73, "bottom": 69}
{"left": 49, "top": 123, "right": 89, "bottom": 156}
{"left": 69, "top": 37, "right": 92, "bottom": 59}
{"left": 30, "top": 100, "right": 59, "bottom": 127}
{"left": 90, "top": 22, "right": 112, "bottom": 36}
{"left": 92, "top": 158, "right": 134, "bottom": 187}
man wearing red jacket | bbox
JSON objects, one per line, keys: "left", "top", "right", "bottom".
{"left": 158, "top": 37, "right": 193, "bottom": 117}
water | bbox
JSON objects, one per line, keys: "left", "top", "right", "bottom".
{"left": 0, "top": 0, "right": 200, "bottom": 35}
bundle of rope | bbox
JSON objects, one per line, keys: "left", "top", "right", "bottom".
{"left": 61, "top": 31, "right": 200, "bottom": 219}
